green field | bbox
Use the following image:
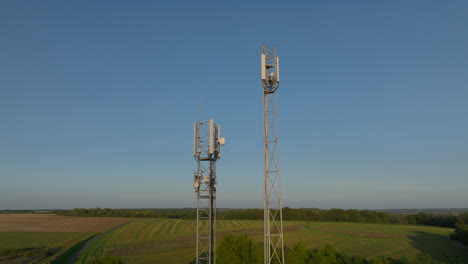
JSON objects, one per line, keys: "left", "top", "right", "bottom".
{"left": 0, "top": 214, "right": 136, "bottom": 264}
{"left": 0, "top": 232, "right": 96, "bottom": 264}
{"left": 77, "top": 219, "right": 468, "bottom": 264}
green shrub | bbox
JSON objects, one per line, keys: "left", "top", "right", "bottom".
{"left": 216, "top": 234, "right": 262, "bottom": 264}
{"left": 450, "top": 224, "right": 468, "bottom": 245}
{"left": 286, "top": 241, "right": 436, "bottom": 264}
{"left": 83, "top": 256, "right": 123, "bottom": 264}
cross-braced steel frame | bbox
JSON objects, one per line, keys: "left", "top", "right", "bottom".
{"left": 194, "top": 120, "right": 220, "bottom": 264}
{"left": 262, "top": 45, "right": 284, "bottom": 264}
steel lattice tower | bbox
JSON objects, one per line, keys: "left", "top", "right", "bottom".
{"left": 193, "top": 119, "right": 225, "bottom": 264}
{"left": 261, "top": 45, "right": 284, "bottom": 264}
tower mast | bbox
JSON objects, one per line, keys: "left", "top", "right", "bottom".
{"left": 261, "top": 45, "right": 284, "bottom": 264}
{"left": 193, "top": 119, "right": 225, "bottom": 264}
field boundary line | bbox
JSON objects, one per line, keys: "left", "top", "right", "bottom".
{"left": 69, "top": 218, "right": 141, "bottom": 264}
{"left": 49, "top": 233, "right": 100, "bottom": 264}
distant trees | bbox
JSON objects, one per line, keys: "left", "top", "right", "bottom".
{"left": 405, "top": 213, "right": 458, "bottom": 227}
{"left": 54, "top": 208, "right": 196, "bottom": 219}
{"left": 0, "top": 210, "right": 37, "bottom": 214}
{"left": 221, "top": 208, "right": 460, "bottom": 228}
{"left": 53, "top": 208, "right": 463, "bottom": 229}
{"left": 457, "top": 212, "right": 468, "bottom": 225}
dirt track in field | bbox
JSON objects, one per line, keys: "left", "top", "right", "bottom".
{"left": 0, "top": 214, "right": 135, "bottom": 232}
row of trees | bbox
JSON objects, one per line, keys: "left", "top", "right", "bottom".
{"left": 0, "top": 210, "right": 39, "bottom": 214}
{"left": 54, "top": 208, "right": 468, "bottom": 229}
{"left": 53, "top": 208, "right": 196, "bottom": 219}
{"left": 221, "top": 208, "right": 467, "bottom": 228}
{"left": 215, "top": 234, "right": 434, "bottom": 264}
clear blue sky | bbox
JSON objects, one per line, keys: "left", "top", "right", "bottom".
{"left": 1, "top": 1, "right": 467, "bottom": 210}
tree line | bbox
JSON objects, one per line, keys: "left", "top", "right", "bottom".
{"left": 220, "top": 208, "right": 468, "bottom": 229}
{"left": 53, "top": 208, "right": 196, "bottom": 219}
{"left": 53, "top": 208, "right": 468, "bottom": 229}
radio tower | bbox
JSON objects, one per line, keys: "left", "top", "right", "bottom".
{"left": 193, "top": 119, "right": 225, "bottom": 264}
{"left": 261, "top": 45, "right": 284, "bottom": 264}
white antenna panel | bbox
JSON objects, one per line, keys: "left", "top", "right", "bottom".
{"left": 261, "top": 54, "right": 266, "bottom": 80}
{"left": 276, "top": 57, "right": 280, "bottom": 83}
{"left": 209, "top": 119, "right": 214, "bottom": 154}
{"left": 193, "top": 123, "right": 199, "bottom": 156}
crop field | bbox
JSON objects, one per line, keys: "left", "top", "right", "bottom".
{"left": 0, "top": 214, "right": 135, "bottom": 264}
{"left": 77, "top": 219, "right": 468, "bottom": 264}
{"left": 77, "top": 219, "right": 267, "bottom": 263}
{"left": 0, "top": 214, "right": 134, "bottom": 232}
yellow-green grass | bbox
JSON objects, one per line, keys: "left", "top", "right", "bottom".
{"left": 284, "top": 222, "right": 467, "bottom": 262}
{"left": 77, "top": 219, "right": 468, "bottom": 264}
{"left": 0, "top": 232, "right": 96, "bottom": 264}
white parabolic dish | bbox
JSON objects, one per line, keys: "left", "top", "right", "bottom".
{"left": 218, "top": 137, "right": 226, "bottom": 146}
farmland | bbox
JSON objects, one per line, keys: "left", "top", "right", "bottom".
{"left": 0, "top": 214, "right": 135, "bottom": 264}
{"left": 77, "top": 218, "right": 468, "bottom": 264}
{"left": 0, "top": 214, "right": 466, "bottom": 263}
{"left": 0, "top": 232, "right": 95, "bottom": 264}
{"left": 0, "top": 214, "right": 134, "bottom": 232}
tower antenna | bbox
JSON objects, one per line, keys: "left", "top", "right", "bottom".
{"left": 193, "top": 117, "right": 226, "bottom": 264}
{"left": 261, "top": 44, "right": 284, "bottom": 264}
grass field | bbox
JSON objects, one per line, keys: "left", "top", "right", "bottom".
{"left": 0, "top": 214, "right": 135, "bottom": 264}
{"left": 0, "top": 232, "right": 96, "bottom": 264}
{"left": 77, "top": 219, "right": 468, "bottom": 264}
